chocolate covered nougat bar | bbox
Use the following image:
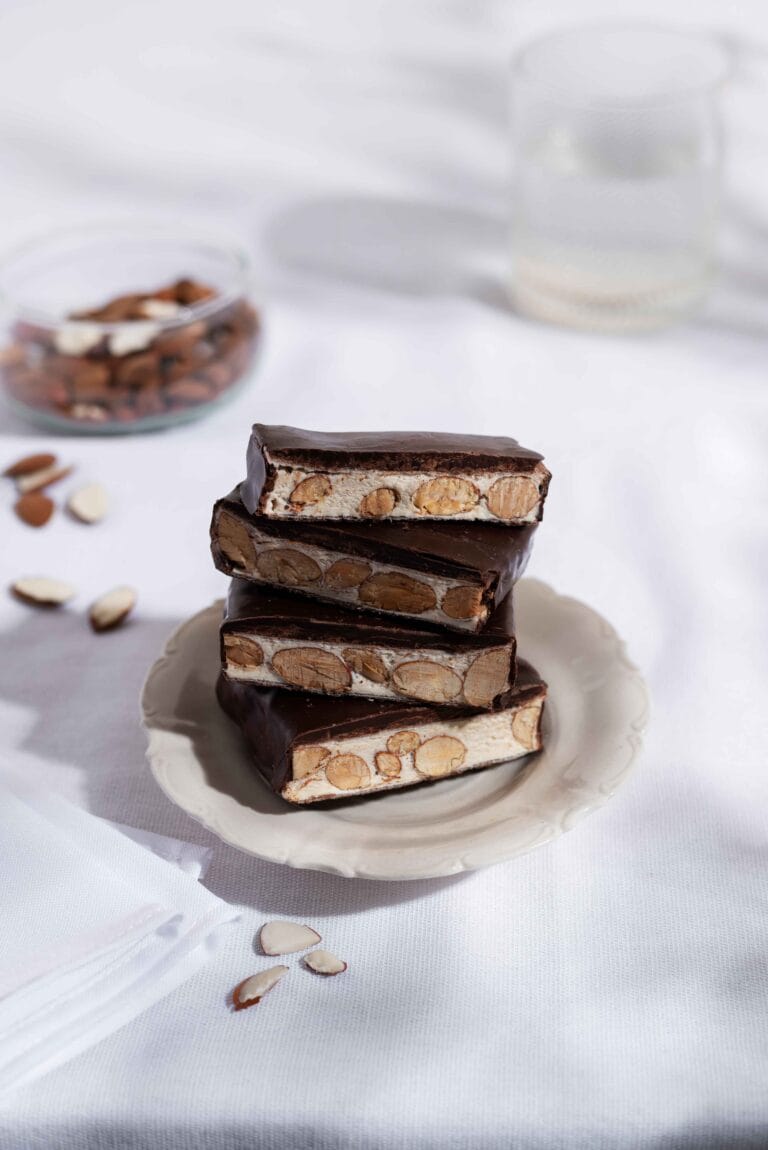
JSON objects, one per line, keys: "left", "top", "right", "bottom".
{"left": 221, "top": 579, "right": 516, "bottom": 710}
{"left": 211, "top": 487, "right": 536, "bottom": 634}
{"left": 217, "top": 660, "right": 546, "bottom": 804}
{"left": 241, "top": 425, "right": 551, "bottom": 524}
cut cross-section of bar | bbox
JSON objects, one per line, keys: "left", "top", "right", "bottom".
{"left": 242, "top": 425, "right": 551, "bottom": 524}
{"left": 216, "top": 660, "right": 546, "bottom": 804}
{"left": 211, "top": 488, "right": 536, "bottom": 634}
{"left": 220, "top": 579, "right": 516, "bottom": 710}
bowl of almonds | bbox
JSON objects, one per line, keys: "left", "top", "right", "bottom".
{"left": 0, "top": 223, "right": 260, "bottom": 432}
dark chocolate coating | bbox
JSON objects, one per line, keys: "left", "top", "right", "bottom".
{"left": 216, "top": 659, "right": 546, "bottom": 797}
{"left": 213, "top": 487, "right": 536, "bottom": 584}
{"left": 242, "top": 424, "right": 547, "bottom": 516}
{"left": 222, "top": 577, "right": 514, "bottom": 652}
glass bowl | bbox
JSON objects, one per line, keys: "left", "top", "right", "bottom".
{"left": 0, "top": 223, "right": 260, "bottom": 433}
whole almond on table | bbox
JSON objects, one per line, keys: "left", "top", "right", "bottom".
{"left": 3, "top": 452, "right": 56, "bottom": 478}
{"left": 15, "top": 491, "right": 54, "bottom": 528}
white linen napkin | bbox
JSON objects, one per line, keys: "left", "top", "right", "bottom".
{"left": 0, "top": 774, "right": 238, "bottom": 1100}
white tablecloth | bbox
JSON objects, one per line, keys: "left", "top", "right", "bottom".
{"left": 1, "top": 1, "right": 767, "bottom": 1147}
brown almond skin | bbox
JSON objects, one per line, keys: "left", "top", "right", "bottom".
{"left": 323, "top": 558, "right": 371, "bottom": 590}
{"left": 512, "top": 705, "right": 541, "bottom": 751}
{"left": 15, "top": 492, "right": 54, "bottom": 527}
{"left": 224, "top": 635, "right": 264, "bottom": 668}
{"left": 293, "top": 746, "right": 331, "bottom": 779}
{"left": 271, "top": 647, "right": 352, "bottom": 693}
{"left": 391, "top": 660, "right": 463, "bottom": 703}
{"left": 386, "top": 731, "right": 421, "bottom": 755}
{"left": 442, "top": 584, "right": 484, "bottom": 621}
{"left": 486, "top": 475, "right": 539, "bottom": 521}
{"left": 412, "top": 477, "right": 479, "bottom": 516}
{"left": 358, "top": 572, "right": 437, "bottom": 615}
{"left": 325, "top": 753, "right": 371, "bottom": 790}
{"left": 359, "top": 487, "right": 398, "bottom": 517}
{"left": 462, "top": 648, "right": 512, "bottom": 708}
{"left": 288, "top": 475, "right": 332, "bottom": 508}
{"left": 375, "top": 751, "right": 402, "bottom": 779}
{"left": 217, "top": 511, "right": 255, "bottom": 569}
{"left": 4, "top": 452, "right": 56, "bottom": 478}
{"left": 256, "top": 548, "right": 322, "bottom": 587}
{"left": 414, "top": 736, "right": 467, "bottom": 778}
{"left": 342, "top": 647, "right": 389, "bottom": 684}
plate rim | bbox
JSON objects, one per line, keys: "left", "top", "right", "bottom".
{"left": 141, "top": 579, "right": 650, "bottom": 880}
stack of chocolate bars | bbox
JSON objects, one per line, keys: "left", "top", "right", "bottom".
{"left": 210, "top": 425, "right": 551, "bottom": 804}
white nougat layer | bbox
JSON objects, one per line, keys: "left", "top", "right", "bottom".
{"left": 225, "top": 636, "right": 510, "bottom": 705}
{"left": 264, "top": 463, "right": 547, "bottom": 522}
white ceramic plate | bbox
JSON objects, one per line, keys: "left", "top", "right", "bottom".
{"left": 141, "top": 580, "right": 648, "bottom": 880}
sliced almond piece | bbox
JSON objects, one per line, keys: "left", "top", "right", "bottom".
{"left": 359, "top": 487, "right": 398, "bottom": 517}
{"left": 17, "top": 464, "right": 73, "bottom": 495}
{"left": 323, "top": 558, "right": 371, "bottom": 590}
{"left": 414, "top": 735, "right": 467, "bottom": 778}
{"left": 68, "top": 483, "right": 108, "bottom": 524}
{"left": 293, "top": 745, "right": 331, "bottom": 779}
{"left": 260, "top": 921, "right": 321, "bottom": 956}
{"left": 4, "top": 452, "right": 56, "bottom": 478}
{"left": 391, "top": 660, "right": 462, "bottom": 703}
{"left": 272, "top": 647, "right": 351, "bottom": 693}
{"left": 88, "top": 586, "right": 137, "bottom": 633}
{"left": 304, "top": 950, "right": 347, "bottom": 976}
{"left": 512, "top": 704, "right": 541, "bottom": 751}
{"left": 412, "top": 477, "right": 479, "bottom": 516}
{"left": 386, "top": 730, "right": 421, "bottom": 755}
{"left": 217, "top": 510, "right": 255, "bottom": 569}
{"left": 288, "top": 474, "right": 332, "bottom": 509}
{"left": 15, "top": 492, "right": 54, "bottom": 528}
{"left": 256, "top": 548, "right": 322, "bottom": 586}
{"left": 342, "top": 647, "right": 389, "bottom": 684}
{"left": 358, "top": 572, "right": 436, "bottom": 615}
{"left": 375, "top": 751, "right": 402, "bottom": 779}
{"left": 232, "top": 965, "right": 289, "bottom": 1010}
{"left": 224, "top": 634, "right": 264, "bottom": 668}
{"left": 442, "top": 584, "right": 484, "bottom": 621}
{"left": 11, "top": 576, "right": 77, "bottom": 606}
{"left": 462, "top": 648, "right": 511, "bottom": 708}
{"left": 486, "top": 475, "right": 539, "bottom": 521}
{"left": 325, "top": 753, "right": 371, "bottom": 791}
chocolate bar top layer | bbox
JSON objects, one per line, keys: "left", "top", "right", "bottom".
{"left": 216, "top": 659, "right": 545, "bottom": 797}
{"left": 223, "top": 578, "right": 514, "bottom": 650}
{"left": 249, "top": 425, "right": 543, "bottom": 473}
{"left": 215, "top": 487, "right": 537, "bottom": 583}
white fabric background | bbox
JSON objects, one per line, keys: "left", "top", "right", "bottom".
{"left": 0, "top": 0, "right": 767, "bottom": 1147}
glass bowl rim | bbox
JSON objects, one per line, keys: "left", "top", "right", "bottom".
{"left": 0, "top": 220, "right": 253, "bottom": 331}
{"left": 510, "top": 21, "right": 733, "bottom": 110}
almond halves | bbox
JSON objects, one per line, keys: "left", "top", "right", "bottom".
{"left": 3, "top": 452, "right": 57, "bottom": 478}
{"left": 15, "top": 492, "right": 54, "bottom": 527}
{"left": 11, "top": 576, "right": 77, "bottom": 606}
{"left": 88, "top": 586, "right": 137, "bottom": 632}
{"left": 68, "top": 483, "right": 108, "bottom": 524}
{"left": 260, "top": 920, "right": 321, "bottom": 956}
{"left": 232, "top": 965, "right": 289, "bottom": 1010}
{"left": 304, "top": 950, "right": 347, "bottom": 976}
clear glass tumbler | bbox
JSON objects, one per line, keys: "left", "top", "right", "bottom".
{"left": 509, "top": 24, "right": 731, "bottom": 331}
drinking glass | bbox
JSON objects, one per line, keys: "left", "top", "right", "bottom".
{"left": 509, "top": 24, "right": 731, "bottom": 331}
